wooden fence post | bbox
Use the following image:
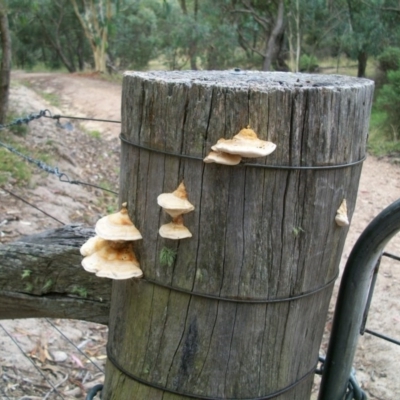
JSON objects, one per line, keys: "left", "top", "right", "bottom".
{"left": 102, "top": 71, "right": 374, "bottom": 399}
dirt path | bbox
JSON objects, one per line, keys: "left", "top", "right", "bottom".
{"left": 12, "top": 71, "right": 122, "bottom": 138}
{"left": 1, "top": 71, "right": 400, "bottom": 399}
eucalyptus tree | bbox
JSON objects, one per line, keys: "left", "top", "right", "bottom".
{"left": 229, "top": 0, "right": 288, "bottom": 71}
{"left": 156, "top": 0, "right": 207, "bottom": 70}
{"left": 69, "top": 0, "right": 114, "bottom": 73}
{"left": 157, "top": 0, "right": 241, "bottom": 70}
{"left": 344, "top": 0, "right": 385, "bottom": 77}
{"left": 9, "top": 0, "right": 90, "bottom": 72}
{"left": 107, "top": 0, "right": 159, "bottom": 70}
{"left": 35, "top": 0, "right": 88, "bottom": 72}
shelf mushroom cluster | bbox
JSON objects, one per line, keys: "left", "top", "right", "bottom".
{"left": 335, "top": 199, "right": 350, "bottom": 227}
{"left": 157, "top": 182, "right": 195, "bottom": 239}
{"left": 204, "top": 127, "right": 277, "bottom": 165}
{"left": 80, "top": 203, "right": 143, "bottom": 280}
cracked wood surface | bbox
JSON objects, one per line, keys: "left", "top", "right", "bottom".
{"left": 0, "top": 225, "right": 111, "bottom": 324}
{"left": 103, "top": 71, "right": 374, "bottom": 399}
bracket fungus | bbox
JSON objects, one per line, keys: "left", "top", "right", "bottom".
{"left": 80, "top": 236, "right": 107, "bottom": 257}
{"left": 159, "top": 215, "right": 192, "bottom": 240}
{"left": 335, "top": 199, "right": 350, "bottom": 227}
{"left": 203, "top": 150, "right": 242, "bottom": 166}
{"left": 95, "top": 203, "right": 142, "bottom": 241}
{"left": 158, "top": 182, "right": 194, "bottom": 239}
{"left": 157, "top": 182, "right": 195, "bottom": 218}
{"left": 80, "top": 203, "right": 143, "bottom": 279}
{"left": 82, "top": 241, "right": 143, "bottom": 279}
{"left": 209, "top": 127, "right": 277, "bottom": 159}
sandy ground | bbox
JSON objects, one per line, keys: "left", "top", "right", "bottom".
{"left": 0, "top": 71, "right": 399, "bottom": 399}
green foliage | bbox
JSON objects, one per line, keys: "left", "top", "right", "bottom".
{"left": 109, "top": 1, "right": 159, "bottom": 70}
{"left": 40, "top": 91, "right": 61, "bottom": 107}
{"left": 9, "top": 0, "right": 91, "bottom": 72}
{"left": 375, "top": 69, "right": 400, "bottom": 142}
{"left": 0, "top": 120, "right": 55, "bottom": 186}
{"left": 106, "top": 205, "right": 116, "bottom": 214}
{"left": 4, "top": 109, "right": 33, "bottom": 136}
{"left": 0, "top": 146, "right": 31, "bottom": 186}
{"left": 342, "top": 0, "right": 385, "bottom": 58}
{"left": 155, "top": 0, "right": 249, "bottom": 70}
{"left": 42, "top": 279, "right": 53, "bottom": 291}
{"left": 377, "top": 47, "right": 400, "bottom": 74}
{"left": 88, "top": 130, "right": 101, "bottom": 139}
{"left": 292, "top": 226, "right": 305, "bottom": 237}
{"left": 4, "top": 0, "right": 400, "bottom": 81}
{"left": 299, "top": 54, "right": 319, "bottom": 72}
{"left": 160, "top": 246, "right": 177, "bottom": 267}
{"left": 21, "top": 269, "right": 32, "bottom": 279}
{"left": 368, "top": 109, "right": 400, "bottom": 156}
{"left": 24, "top": 282, "right": 33, "bottom": 292}
{"left": 71, "top": 286, "right": 88, "bottom": 298}
{"left": 7, "top": 121, "right": 28, "bottom": 137}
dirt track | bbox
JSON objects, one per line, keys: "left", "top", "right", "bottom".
{"left": 12, "top": 71, "right": 122, "bottom": 138}
{"left": 1, "top": 71, "right": 400, "bottom": 399}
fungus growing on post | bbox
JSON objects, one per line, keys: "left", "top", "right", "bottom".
{"left": 80, "top": 202, "right": 143, "bottom": 279}
{"left": 82, "top": 241, "right": 143, "bottom": 279}
{"left": 95, "top": 202, "right": 142, "bottom": 241}
{"left": 203, "top": 150, "right": 242, "bottom": 165}
{"left": 159, "top": 215, "right": 192, "bottom": 240}
{"left": 210, "top": 127, "right": 276, "bottom": 158}
{"left": 157, "top": 182, "right": 195, "bottom": 218}
{"left": 157, "top": 182, "right": 194, "bottom": 239}
{"left": 335, "top": 199, "right": 350, "bottom": 227}
{"left": 80, "top": 236, "right": 107, "bottom": 257}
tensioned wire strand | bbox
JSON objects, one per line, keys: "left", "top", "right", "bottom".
{"left": 106, "top": 345, "right": 318, "bottom": 400}
{"left": 0, "top": 109, "right": 119, "bottom": 195}
{"left": 119, "top": 133, "right": 366, "bottom": 170}
{"left": 44, "top": 114, "right": 121, "bottom": 124}
{"left": 142, "top": 269, "right": 338, "bottom": 304}
{"left": 45, "top": 319, "right": 105, "bottom": 374}
{"left": 1, "top": 187, "right": 66, "bottom": 225}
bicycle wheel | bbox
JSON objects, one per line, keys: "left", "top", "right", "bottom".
{"left": 318, "top": 198, "right": 400, "bottom": 400}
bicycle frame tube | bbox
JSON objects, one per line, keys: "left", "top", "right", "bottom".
{"left": 318, "top": 198, "right": 400, "bottom": 400}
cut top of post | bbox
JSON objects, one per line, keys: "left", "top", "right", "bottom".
{"left": 123, "top": 70, "right": 374, "bottom": 91}
{"left": 122, "top": 70, "right": 374, "bottom": 169}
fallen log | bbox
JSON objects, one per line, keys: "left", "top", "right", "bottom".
{"left": 0, "top": 225, "right": 111, "bottom": 324}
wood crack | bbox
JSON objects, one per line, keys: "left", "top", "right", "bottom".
{"left": 223, "top": 303, "right": 238, "bottom": 395}
{"left": 165, "top": 295, "right": 193, "bottom": 389}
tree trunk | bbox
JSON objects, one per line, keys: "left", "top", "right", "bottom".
{"left": 102, "top": 71, "right": 374, "bottom": 399}
{"left": 93, "top": 43, "right": 107, "bottom": 73}
{"left": 357, "top": 50, "right": 368, "bottom": 78}
{"left": 263, "top": 0, "right": 285, "bottom": 71}
{"left": 70, "top": 0, "right": 110, "bottom": 73}
{"left": 0, "top": 1, "right": 11, "bottom": 125}
{"left": 275, "top": 32, "right": 290, "bottom": 71}
{"left": 0, "top": 225, "right": 111, "bottom": 324}
{"left": 179, "top": 0, "right": 199, "bottom": 70}
{"left": 75, "top": 29, "right": 86, "bottom": 71}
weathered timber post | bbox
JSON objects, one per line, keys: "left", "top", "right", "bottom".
{"left": 102, "top": 71, "right": 374, "bottom": 399}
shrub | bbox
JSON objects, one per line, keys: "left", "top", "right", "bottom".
{"left": 377, "top": 47, "right": 400, "bottom": 74}
{"left": 299, "top": 54, "right": 319, "bottom": 72}
{"left": 375, "top": 69, "right": 400, "bottom": 141}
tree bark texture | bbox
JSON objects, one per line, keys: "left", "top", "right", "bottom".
{"left": 103, "top": 71, "right": 374, "bottom": 399}
{"left": 0, "top": 225, "right": 111, "bottom": 324}
{"left": 0, "top": 2, "right": 11, "bottom": 125}
{"left": 70, "top": 0, "right": 111, "bottom": 73}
